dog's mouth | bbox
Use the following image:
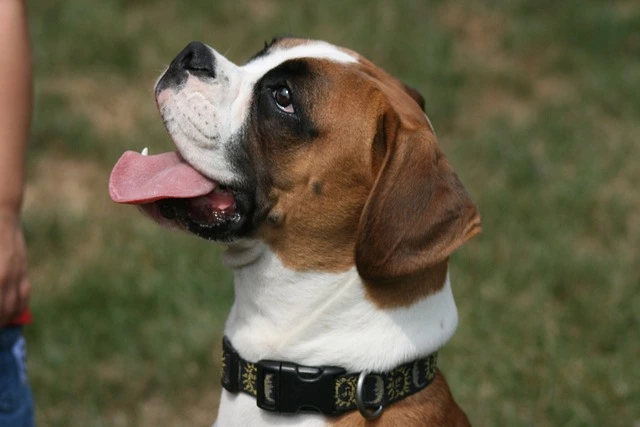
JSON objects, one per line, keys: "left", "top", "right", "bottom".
{"left": 109, "top": 150, "right": 250, "bottom": 241}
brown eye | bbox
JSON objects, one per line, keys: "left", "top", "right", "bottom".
{"left": 273, "top": 86, "right": 295, "bottom": 113}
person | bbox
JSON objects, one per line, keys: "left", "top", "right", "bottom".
{"left": 0, "top": 0, "right": 35, "bottom": 425}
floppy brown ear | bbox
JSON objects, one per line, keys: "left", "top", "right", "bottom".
{"left": 355, "top": 114, "right": 481, "bottom": 286}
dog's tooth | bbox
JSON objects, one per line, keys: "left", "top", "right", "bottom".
{"left": 141, "top": 147, "right": 149, "bottom": 156}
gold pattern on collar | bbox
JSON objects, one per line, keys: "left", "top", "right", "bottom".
{"left": 386, "top": 365, "right": 411, "bottom": 400}
{"left": 425, "top": 353, "right": 438, "bottom": 379}
{"left": 242, "top": 362, "right": 258, "bottom": 396}
{"left": 221, "top": 352, "right": 227, "bottom": 373}
{"left": 335, "top": 376, "right": 358, "bottom": 408}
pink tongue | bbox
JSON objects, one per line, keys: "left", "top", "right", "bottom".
{"left": 109, "top": 151, "right": 218, "bottom": 204}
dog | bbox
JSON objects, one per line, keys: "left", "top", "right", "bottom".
{"left": 109, "top": 37, "right": 480, "bottom": 426}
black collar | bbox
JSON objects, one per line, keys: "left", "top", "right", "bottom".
{"left": 221, "top": 336, "right": 438, "bottom": 419}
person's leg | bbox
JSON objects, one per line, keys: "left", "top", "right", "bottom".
{"left": 0, "top": 326, "right": 34, "bottom": 427}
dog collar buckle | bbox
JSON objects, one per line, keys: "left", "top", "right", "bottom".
{"left": 256, "top": 360, "right": 346, "bottom": 414}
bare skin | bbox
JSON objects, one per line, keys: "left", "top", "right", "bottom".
{"left": 0, "top": 0, "right": 33, "bottom": 326}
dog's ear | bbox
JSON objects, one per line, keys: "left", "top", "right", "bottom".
{"left": 401, "top": 83, "right": 438, "bottom": 135}
{"left": 402, "top": 83, "right": 425, "bottom": 111}
{"left": 355, "top": 111, "right": 481, "bottom": 285}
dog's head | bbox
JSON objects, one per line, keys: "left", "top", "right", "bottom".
{"left": 109, "top": 37, "right": 480, "bottom": 301}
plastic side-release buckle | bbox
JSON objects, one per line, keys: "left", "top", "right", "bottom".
{"left": 256, "top": 359, "right": 346, "bottom": 414}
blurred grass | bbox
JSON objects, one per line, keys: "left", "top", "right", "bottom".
{"left": 23, "top": 0, "right": 639, "bottom": 425}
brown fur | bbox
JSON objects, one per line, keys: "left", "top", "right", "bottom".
{"left": 363, "top": 259, "right": 450, "bottom": 309}
{"left": 355, "top": 114, "right": 481, "bottom": 307}
{"left": 255, "top": 59, "right": 379, "bottom": 272}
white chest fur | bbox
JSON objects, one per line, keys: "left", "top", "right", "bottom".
{"left": 213, "top": 241, "right": 458, "bottom": 426}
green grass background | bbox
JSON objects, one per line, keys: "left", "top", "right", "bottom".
{"left": 23, "top": 0, "right": 639, "bottom": 425}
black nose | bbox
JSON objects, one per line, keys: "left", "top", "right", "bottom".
{"left": 170, "top": 41, "right": 216, "bottom": 77}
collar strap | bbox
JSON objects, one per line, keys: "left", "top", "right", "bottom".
{"left": 221, "top": 337, "right": 438, "bottom": 418}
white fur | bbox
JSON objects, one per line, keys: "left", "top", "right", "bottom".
{"left": 242, "top": 41, "right": 357, "bottom": 75}
{"left": 214, "top": 392, "right": 327, "bottom": 427}
{"left": 214, "top": 241, "right": 458, "bottom": 427}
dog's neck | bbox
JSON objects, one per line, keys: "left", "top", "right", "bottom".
{"left": 221, "top": 240, "right": 459, "bottom": 372}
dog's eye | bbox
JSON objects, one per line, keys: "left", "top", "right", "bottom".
{"left": 272, "top": 86, "right": 295, "bottom": 114}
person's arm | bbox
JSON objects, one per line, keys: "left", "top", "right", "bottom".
{"left": 0, "top": 0, "right": 33, "bottom": 325}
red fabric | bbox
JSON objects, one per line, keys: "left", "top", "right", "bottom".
{"left": 7, "top": 309, "right": 31, "bottom": 326}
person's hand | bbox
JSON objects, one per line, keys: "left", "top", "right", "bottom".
{"left": 0, "top": 210, "right": 30, "bottom": 326}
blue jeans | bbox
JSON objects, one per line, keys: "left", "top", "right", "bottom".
{"left": 0, "top": 327, "right": 34, "bottom": 427}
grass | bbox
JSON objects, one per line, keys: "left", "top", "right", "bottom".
{"left": 23, "top": 0, "right": 639, "bottom": 425}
